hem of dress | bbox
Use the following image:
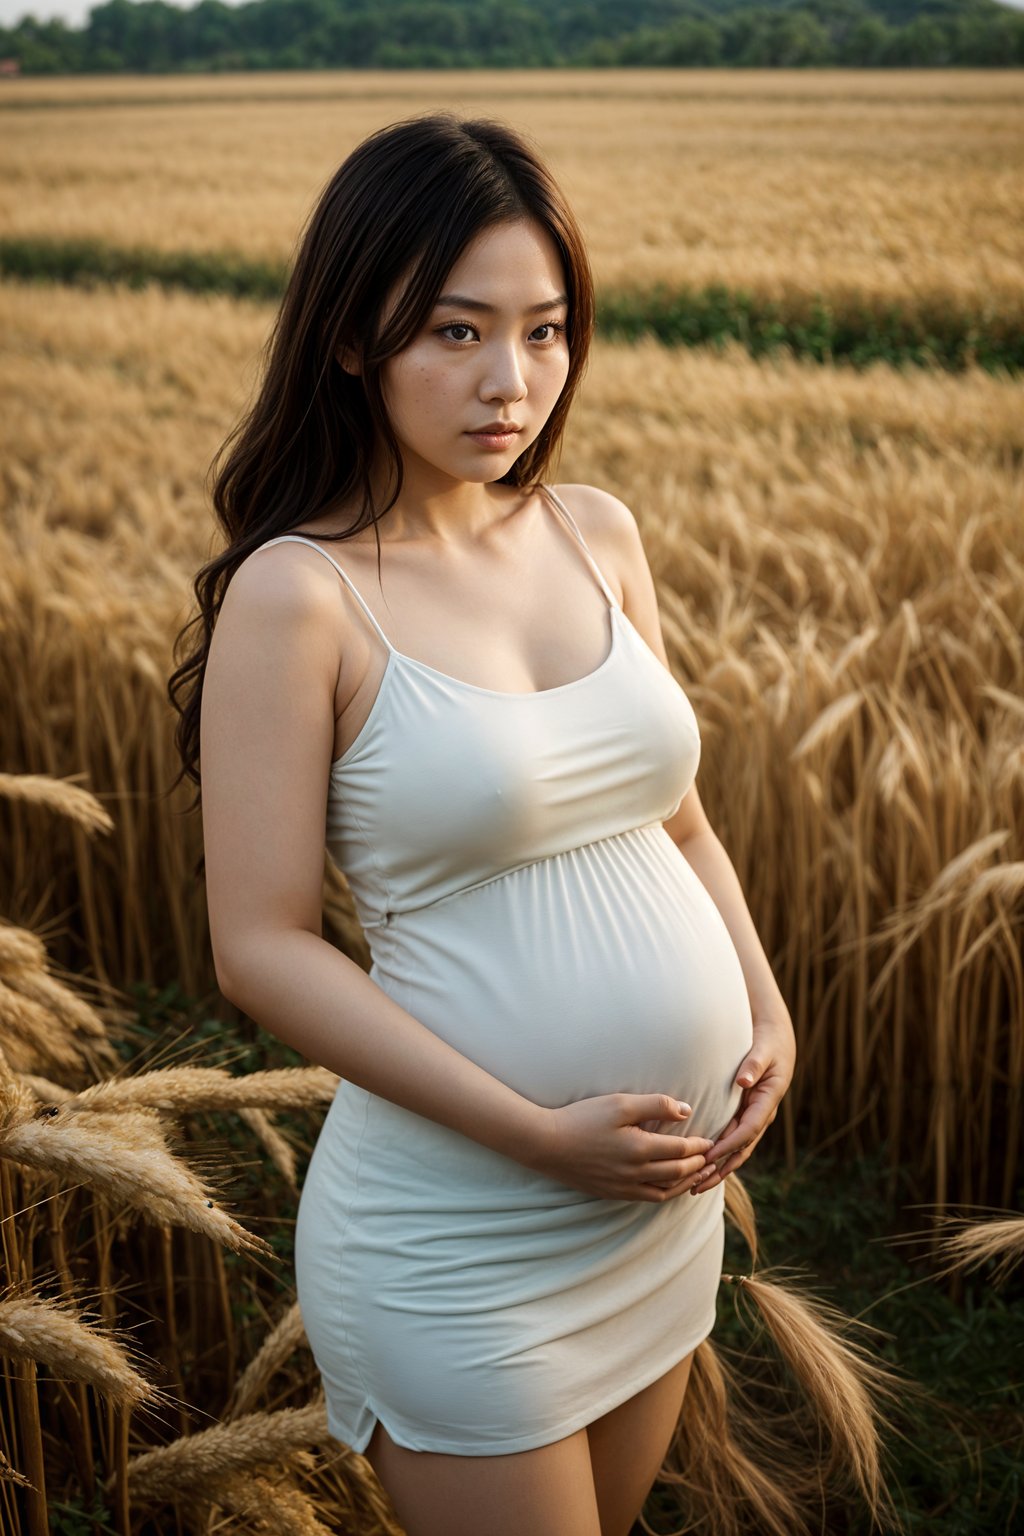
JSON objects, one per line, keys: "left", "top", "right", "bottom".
{"left": 327, "top": 1302, "right": 719, "bottom": 1459}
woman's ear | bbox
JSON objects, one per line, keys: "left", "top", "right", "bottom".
{"left": 335, "top": 342, "right": 362, "bottom": 376}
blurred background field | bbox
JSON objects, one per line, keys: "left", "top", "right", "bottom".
{"left": 1, "top": 69, "right": 1022, "bottom": 343}
{"left": 1, "top": 63, "right": 1022, "bottom": 1536}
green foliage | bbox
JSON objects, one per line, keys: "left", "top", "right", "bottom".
{"left": 0, "top": 0, "right": 1022, "bottom": 73}
{"left": 0, "top": 237, "right": 286, "bottom": 301}
{"left": 48, "top": 1491, "right": 120, "bottom": 1535}
{"left": 596, "top": 283, "right": 1024, "bottom": 374}
{"left": 3, "top": 237, "right": 1018, "bottom": 377}
{"left": 120, "top": 976, "right": 309, "bottom": 1076}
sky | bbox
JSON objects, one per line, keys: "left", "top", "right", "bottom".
{"left": 3, "top": 0, "right": 1024, "bottom": 25}
{"left": 0, "top": 0, "right": 248, "bottom": 25}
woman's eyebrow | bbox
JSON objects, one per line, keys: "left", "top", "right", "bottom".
{"left": 434, "top": 292, "right": 568, "bottom": 314}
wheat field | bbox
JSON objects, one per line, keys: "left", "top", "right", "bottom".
{"left": 2, "top": 69, "right": 1021, "bottom": 313}
{"left": 2, "top": 267, "right": 1021, "bottom": 1206}
{"left": 1, "top": 68, "right": 1022, "bottom": 1536}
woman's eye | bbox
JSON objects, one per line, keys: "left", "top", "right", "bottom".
{"left": 437, "top": 319, "right": 566, "bottom": 345}
{"left": 440, "top": 323, "right": 476, "bottom": 342}
{"left": 532, "top": 321, "right": 567, "bottom": 343}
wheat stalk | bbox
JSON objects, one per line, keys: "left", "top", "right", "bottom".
{"left": 0, "top": 923, "right": 48, "bottom": 975}
{"left": 238, "top": 1105, "right": 299, "bottom": 1190}
{"left": 225, "top": 1301, "right": 308, "bottom": 1422}
{"left": 889, "top": 1209, "right": 1024, "bottom": 1290}
{"left": 59, "top": 1064, "right": 339, "bottom": 1115}
{"left": 0, "top": 1288, "right": 159, "bottom": 1410}
{"left": 0, "top": 1444, "right": 34, "bottom": 1489}
{"left": 0, "top": 1103, "right": 272, "bottom": 1255}
{"left": 2, "top": 968, "right": 109, "bottom": 1041}
{"left": 0, "top": 980, "right": 86, "bottom": 1073}
{"left": 208, "top": 1469, "right": 335, "bottom": 1535}
{"left": 0, "top": 772, "right": 114, "bottom": 836}
{"left": 116, "top": 1400, "right": 330, "bottom": 1504}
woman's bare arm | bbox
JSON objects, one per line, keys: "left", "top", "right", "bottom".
{"left": 199, "top": 543, "right": 713, "bottom": 1201}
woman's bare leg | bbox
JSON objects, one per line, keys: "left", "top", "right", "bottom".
{"left": 586, "top": 1348, "right": 696, "bottom": 1536}
{"left": 361, "top": 1348, "right": 695, "bottom": 1536}
{"left": 363, "top": 1418, "right": 602, "bottom": 1536}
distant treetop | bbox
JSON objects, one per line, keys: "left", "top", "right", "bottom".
{"left": 2, "top": 0, "right": 1022, "bottom": 74}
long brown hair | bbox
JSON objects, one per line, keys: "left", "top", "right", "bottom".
{"left": 167, "top": 112, "right": 595, "bottom": 808}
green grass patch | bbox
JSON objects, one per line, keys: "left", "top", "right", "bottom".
{"left": 0, "top": 235, "right": 285, "bottom": 302}
{"left": 598, "top": 283, "right": 1024, "bottom": 375}
{"left": 2, "top": 235, "right": 1020, "bottom": 375}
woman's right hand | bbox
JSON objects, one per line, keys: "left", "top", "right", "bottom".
{"left": 525, "top": 1093, "right": 713, "bottom": 1203}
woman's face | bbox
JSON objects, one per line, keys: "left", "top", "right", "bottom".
{"left": 376, "top": 218, "right": 571, "bottom": 492}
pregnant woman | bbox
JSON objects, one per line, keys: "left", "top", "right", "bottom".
{"left": 177, "top": 114, "right": 797, "bottom": 1536}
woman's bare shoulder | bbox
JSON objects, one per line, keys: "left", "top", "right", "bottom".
{"left": 552, "top": 479, "right": 632, "bottom": 522}
{"left": 549, "top": 481, "right": 639, "bottom": 536}
{"left": 549, "top": 482, "right": 647, "bottom": 591}
{"left": 224, "top": 535, "right": 353, "bottom": 629}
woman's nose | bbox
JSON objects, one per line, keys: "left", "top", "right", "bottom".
{"left": 480, "top": 345, "right": 527, "bottom": 404}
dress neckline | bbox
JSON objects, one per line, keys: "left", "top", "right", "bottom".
{"left": 383, "top": 601, "right": 626, "bottom": 700}
{"left": 329, "top": 608, "right": 638, "bottom": 772}
{"left": 256, "top": 482, "right": 635, "bottom": 768}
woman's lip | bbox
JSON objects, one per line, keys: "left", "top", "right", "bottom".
{"left": 465, "top": 428, "right": 523, "bottom": 449}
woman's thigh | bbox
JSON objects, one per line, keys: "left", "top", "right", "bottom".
{"left": 586, "top": 1348, "right": 696, "bottom": 1536}
{"left": 363, "top": 1418, "right": 603, "bottom": 1536}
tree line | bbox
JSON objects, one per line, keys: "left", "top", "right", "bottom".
{"left": 2, "top": 0, "right": 1022, "bottom": 74}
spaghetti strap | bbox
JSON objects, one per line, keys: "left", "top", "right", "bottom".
{"left": 257, "top": 534, "right": 395, "bottom": 652}
{"left": 539, "top": 485, "right": 620, "bottom": 610}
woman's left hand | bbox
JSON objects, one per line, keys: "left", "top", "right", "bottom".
{"left": 689, "top": 1007, "right": 797, "bottom": 1195}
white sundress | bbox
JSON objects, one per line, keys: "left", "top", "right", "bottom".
{"left": 257, "top": 483, "right": 753, "bottom": 1456}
